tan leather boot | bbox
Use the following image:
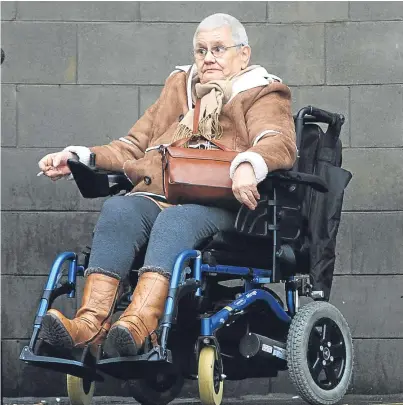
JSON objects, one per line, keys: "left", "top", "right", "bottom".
{"left": 40, "top": 271, "right": 120, "bottom": 352}
{"left": 104, "top": 271, "right": 169, "bottom": 357}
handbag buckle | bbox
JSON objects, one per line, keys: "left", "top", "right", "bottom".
{"left": 158, "top": 144, "right": 167, "bottom": 156}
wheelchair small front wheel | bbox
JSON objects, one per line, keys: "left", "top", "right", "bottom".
{"left": 129, "top": 369, "right": 184, "bottom": 405}
{"left": 66, "top": 374, "right": 95, "bottom": 405}
{"left": 287, "top": 301, "right": 353, "bottom": 405}
{"left": 198, "top": 346, "right": 224, "bottom": 405}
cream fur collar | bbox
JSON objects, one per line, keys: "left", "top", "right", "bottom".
{"left": 170, "top": 64, "right": 282, "bottom": 110}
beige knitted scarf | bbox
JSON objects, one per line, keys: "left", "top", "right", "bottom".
{"left": 172, "top": 65, "right": 259, "bottom": 143}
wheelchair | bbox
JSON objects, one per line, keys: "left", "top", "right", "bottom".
{"left": 20, "top": 105, "right": 354, "bottom": 405}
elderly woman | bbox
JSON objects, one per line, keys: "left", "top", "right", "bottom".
{"left": 38, "top": 13, "right": 296, "bottom": 357}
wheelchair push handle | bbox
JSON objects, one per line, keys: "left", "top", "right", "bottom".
{"left": 297, "top": 106, "right": 345, "bottom": 127}
{"left": 293, "top": 105, "right": 345, "bottom": 171}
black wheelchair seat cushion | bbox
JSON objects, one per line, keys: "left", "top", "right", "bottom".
{"left": 202, "top": 231, "right": 273, "bottom": 269}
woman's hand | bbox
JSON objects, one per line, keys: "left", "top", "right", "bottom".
{"left": 232, "top": 162, "right": 260, "bottom": 210}
{"left": 38, "top": 151, "right": 74, "bottom": 181}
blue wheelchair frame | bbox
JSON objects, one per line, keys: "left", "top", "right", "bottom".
{"left": 161, "top": 250, "right": 292, "bottom": 345}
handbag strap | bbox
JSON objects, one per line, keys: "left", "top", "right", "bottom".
{"left": 193, "top": 98, "right": 201, "bottom": 135}
{"left": 170, "top": 98, "right": 233, "bottom": 152}
{"left": 170, "top": 136, "right": 232, "bottom": 151}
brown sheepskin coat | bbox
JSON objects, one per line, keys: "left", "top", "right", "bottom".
{"left": 90, "top": 69, "right": 297, "bottom": 197}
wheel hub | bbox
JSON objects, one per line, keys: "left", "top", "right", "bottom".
{"left": 322, "top": 347, "right": 331, "bottom": 361}
{"left": 307, "top": 317, "right": 347, "bottom": 390}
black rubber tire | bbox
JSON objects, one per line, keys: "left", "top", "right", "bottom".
{"left": 129, "top": 372, "right": 184, "bottom": 405}
{"left": 287, "top": 301, "right": 354, "bottom": 405}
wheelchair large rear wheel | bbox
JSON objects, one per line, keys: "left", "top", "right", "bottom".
{"left": 66, "top": 374, "right": 95, "bottom": 405}
{"left": 129, "top": 369, "right": 184, "bottom": 405}
{"left": 198, "top": 346, "right": 224, "bottom": 405}
{"left": 287, "top": 301, "right": 353, "bottom": 405}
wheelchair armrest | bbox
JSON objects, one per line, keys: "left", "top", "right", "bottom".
{"left": 67, "top": 158, "right": 133, "bottom": 199}
{"left": 234, "top": 170, "right": 327, "bottom": 237}
{"left": 261, "top": 170, "right": 328, "bottom": 193}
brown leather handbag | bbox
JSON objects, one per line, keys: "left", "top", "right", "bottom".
{"left": 159, "top": 99, "right": 239, "bottom": 208}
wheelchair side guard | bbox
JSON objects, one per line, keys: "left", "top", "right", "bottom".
{"left": 19, "top": 252, "right": 103, "bottom": 380}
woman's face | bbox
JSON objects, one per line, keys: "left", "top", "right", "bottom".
{"left": 194, "top": 26, "right": 251, "bottom": 84}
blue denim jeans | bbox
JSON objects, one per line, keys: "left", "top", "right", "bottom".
{"left": 87, "top": 195, "right": 236, "bottom": 278}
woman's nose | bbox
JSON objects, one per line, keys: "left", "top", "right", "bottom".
{"left": 204, "top": 49, "right": 216, "bottom": 63}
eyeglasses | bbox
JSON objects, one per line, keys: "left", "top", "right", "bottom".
{"left": 193, "top": 44, "right": 244, "bottom": 60}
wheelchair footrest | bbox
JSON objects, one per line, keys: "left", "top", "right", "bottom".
{"left": 97, "top": 346, "right": 173, "bottom": 379}
{"left": 19, "top": 346, "right": 104, "bottom": 381}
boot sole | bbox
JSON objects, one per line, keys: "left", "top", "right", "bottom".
{"left": 40, "top": 313, "right": 74, "bottom": 351}
{"left": 104, "top": 325, "right": 139, "bottom": 357}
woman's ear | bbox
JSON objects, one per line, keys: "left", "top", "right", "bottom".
{"left": 241, "top": 45, "right": 251, "bottom": 69}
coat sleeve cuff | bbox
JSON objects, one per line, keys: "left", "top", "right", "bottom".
{"left": 230, "top": 151, "right": 269, "bottom": 183}
{"left": 62, "top": 146, "right": 92, "bottom": 166}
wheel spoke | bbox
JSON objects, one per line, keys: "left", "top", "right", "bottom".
{"left": 325, "top": 364, "right": 339, "bottom": 386}
{"left": 321, "top": 322, "right": 328, "bottom": 341}
{"left": 311, "top": 328, "right": 322, "bottom": 346}
{"left": 332, "top": 342, "right": 345, "bottom": 359}
{"left": 313, "top": 326, "right": 322, "bottom": 340}
{"left": 311, "top": 358, "right": 323, "bottom": 381}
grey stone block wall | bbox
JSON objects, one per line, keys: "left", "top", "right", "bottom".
{"left": 1, "top": 0, "right": 402, "bottom": 398}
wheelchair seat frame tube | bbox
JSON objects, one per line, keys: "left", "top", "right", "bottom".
{"left": 160, "top": 249, "right": 201, "bottom": 349}
{"left": 286, "top": 277, "right": 296, "bottom": 316}
{"left": 200, "top": 289, "right": 291, "bottom": 336}
{"left": 200, "top": 264, "right": 272, "bottom": 281}
{"left": 272, "top": 187, "right": 279, "bottom": 282}
{"left": 29, "top": 252, "right": 80, "bottom": 350}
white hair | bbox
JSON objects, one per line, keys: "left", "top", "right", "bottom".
{"left": 193, "top": 13, "right": 249, "bottom": 48}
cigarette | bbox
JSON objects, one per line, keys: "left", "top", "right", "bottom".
{"left": 37, "top": 171, "right": 44, "bottom": 176}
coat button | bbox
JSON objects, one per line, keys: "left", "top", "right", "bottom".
{"left": 178, "top": 114, "right": 184, "bottom": 121}
{"left": 144, "top": 176, "right": 152, "bottom": 185}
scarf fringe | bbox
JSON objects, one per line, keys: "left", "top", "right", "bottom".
{"left": 172, "top": 112, "right": 223, "bottom": 143}
{"left": 172, "top": 124, "right": 194, "bottom": 142}
{"left": 198, "top": 112, "right": 223, "bottom": 140}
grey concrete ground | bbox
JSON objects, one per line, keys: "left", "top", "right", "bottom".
{"left": 3, "top": 395, "right": 403, "bottom": 405}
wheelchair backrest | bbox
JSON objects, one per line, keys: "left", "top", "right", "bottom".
{"left": 289, "top": 114, "right": 352, "bottom": 299}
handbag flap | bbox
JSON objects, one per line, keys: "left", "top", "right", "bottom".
{"left": 168, "top": 158, "right": 234, "bottom": 188}
{"left": 166, "top": 146, "right": 238, "bottom": 162}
